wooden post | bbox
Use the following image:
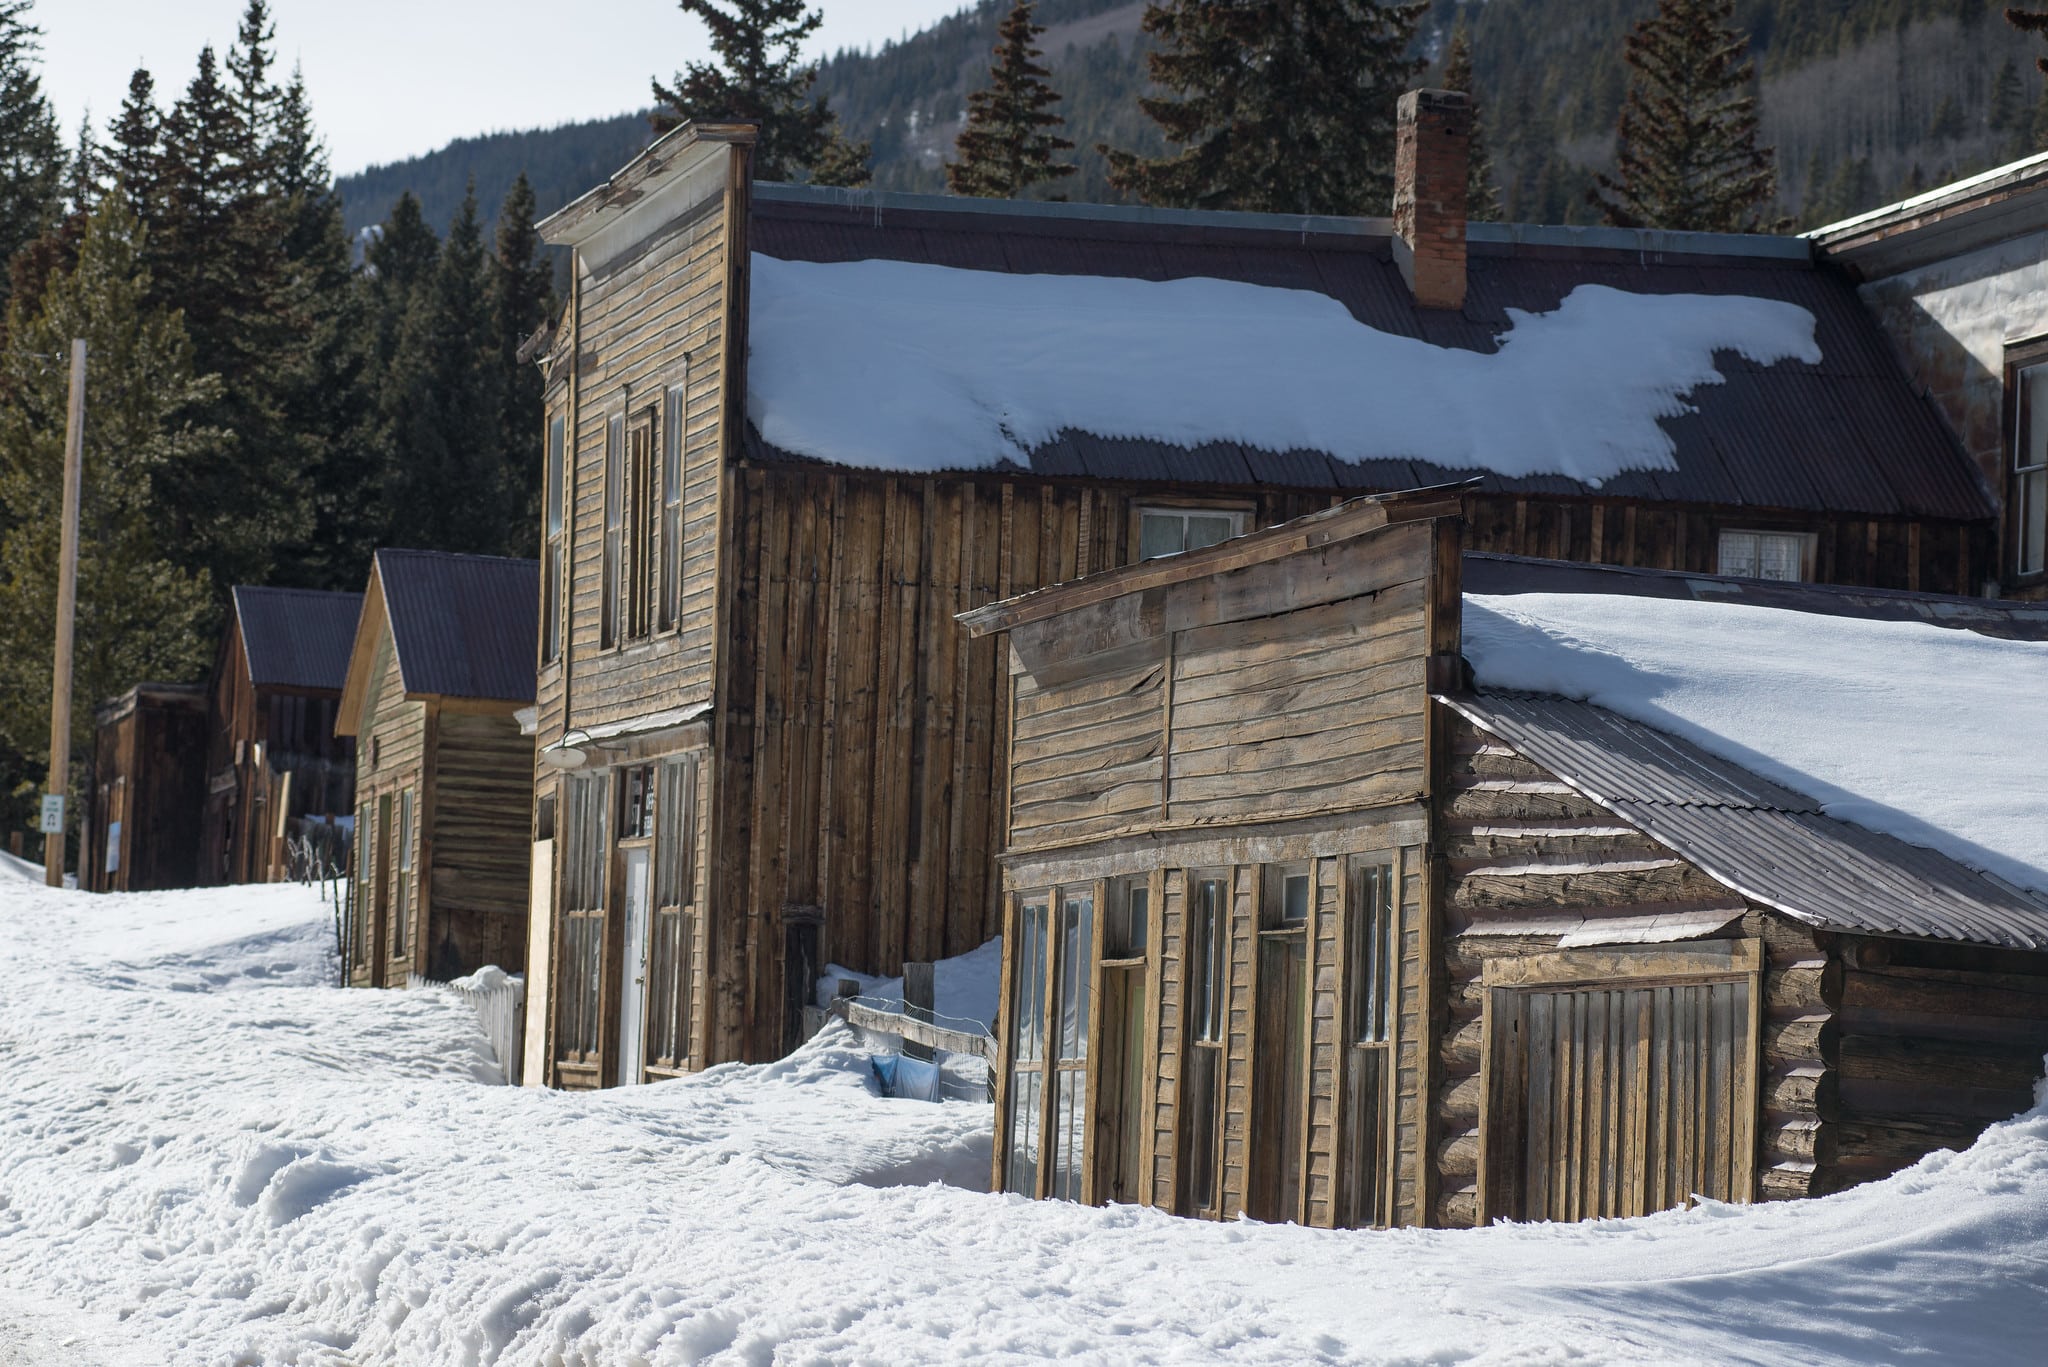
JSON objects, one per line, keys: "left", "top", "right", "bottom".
{"left": 44, "top": 338, "right": 85, "bottom": 889}
{"left": 902, "top": 960, "right": 935, "bottom": 1061}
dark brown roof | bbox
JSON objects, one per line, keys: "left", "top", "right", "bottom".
{"left": 1443, "top": 690, "right": 2048, "bottom": 951}
{"left": 232, "top": 586, "right": 363, "bottom": 693}
{"left": 750, "top": 186, "right": 1990, "bottom": 522}
{"left": 1463, "top": 553, "right": 2048, "bottom": 641}
{"left": 376, "top": 550, "right": 538, "bottom": 704}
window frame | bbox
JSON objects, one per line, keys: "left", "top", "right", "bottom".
{"left": 2006, "top": 336, "right": 2048, "bottom": 585}
{"left": 1131, "top": 503, "right": 1251, "bottom": 563}
{"left": 659, "top": 381, "right": 687, "bottom": 633}
{"left": 601, "top": 413, "right": 625, "bottom": 649}
{"left": 1714, "top": 527, "right": 1816, "bottom": 583}
{"left": 392, "top": 788, "right": 415, "bottom": 966}
{"left": 1178, "top": 869, "right": 1230, "bottom": 1218}
{"left": 1002, "top": 881, "right": 1101, "bottom": 1204}
{"left": 627, "top": 409, "right": 656, "bottom": 641}
{"left": 542, "top": 412, "right": 566, "bottom": 665}
{"left": 1339, "top": 853, "right": 1399, "bottom": 1230}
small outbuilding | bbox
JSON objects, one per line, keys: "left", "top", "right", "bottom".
{"left": 962, "top": 491, "right": 2048, "bottom": 1227}
{"left": 337, "top": 549, "right": 539, "bottom": 987}
{"left": 199, "top": 586, "right": 362, "bottom": 885}
{"left": 87, "top": 682, "right": 207, "bottom": 893}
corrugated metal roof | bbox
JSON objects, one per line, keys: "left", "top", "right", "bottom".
{"left": 1462, "top": 552, "right": 2048, "bottom": 641}
{"left": 1442, "top": 690, "right": 2048, "bottom": 951}
{"left": 375, "top": 550, "right": 539, "bottom": 704}
{"left": 749, "top": 191, "right": 1991, "bottom": 521}
{"left": 233, "top": 586, "right": 362, "bottom": 692}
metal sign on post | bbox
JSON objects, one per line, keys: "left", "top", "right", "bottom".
{"left": 39, "top": 794, "right": 65, "bottom": 835}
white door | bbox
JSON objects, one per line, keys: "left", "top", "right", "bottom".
{"left": 617, "top": 847, "right": 651, "bottom": 1087}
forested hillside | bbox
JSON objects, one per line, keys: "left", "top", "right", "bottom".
{"left": 339, "top": 0, "right": 2048, "bottom": 236}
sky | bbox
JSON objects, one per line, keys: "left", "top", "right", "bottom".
{"left": 40, "top": 0, "right": 975, "bottom": 177}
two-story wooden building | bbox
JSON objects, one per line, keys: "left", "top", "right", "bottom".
{"left": 338, "top": 550, "right": 538, "bottom": 986}
{"left": 198, "top": 586, "right": 361, "bottom": 885}
{"left": 526, "top": 92, "right": 1997, "bottom": 1088}
{"left": 963, "top": 491, "right": 2048, "bottom": 1226}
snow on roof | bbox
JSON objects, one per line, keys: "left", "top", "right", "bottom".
{"left": 746, "top": 254, "right": 1821, "bottom": 481}
{"left": 1463, "top": 592, "right": 2048, "bottom": 895}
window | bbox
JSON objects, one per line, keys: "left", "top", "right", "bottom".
{"left": 1340, "top": 859, "right": 1396, "bottom": 1229}
{"left": 1004, "top": 885, "right": 1095, "bottom": 1202}
{"left": 351, "top": 803, "right": 372, "bottom": 965}
{"left": 619, "top": 764, "right": 656, "bottom": 842}
{"left": 1006, "top": 896, "right": 1051, "bottom": 1197}
{"left": 557, "top": 773, "right": 610, "bottom": 1064}
{"left": 1716, "top": 529, "right": 1812, "bottom": 582}
{"left": 628, "top": 414, "right": 655, "bottom": 640}
{"left": 660, "top": 384, "right": 686, "bottom": 631}
{"left": 542, "top": 414, "right": 565, "bottom": 663}
{"left": 1106, "top": 876, "right": 1149, "bottom": 959}
{"left": 646, "top": 755, "right": 699, "bottom": 1071}
{"left": 1137, "top": 506, "right": 1245, "bottom": 561}
{"left": 2014, "top": 362, "right": 2048, "bottom": 579}
{"left": 393, "top": 790, "right": 415, "bottom": 963}
{"left": 601, "top": 414, "right": 624, "bottom": 648}
{"left": 1180, "top": 873, "right": 1228, "bottom": 1216}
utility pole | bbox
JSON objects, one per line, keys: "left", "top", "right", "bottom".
{"left": 44, "top": 338, "right": 84, "bottom": 888}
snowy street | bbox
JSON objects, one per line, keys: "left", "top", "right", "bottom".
{"left": 1, "top": 877, "right": 2045, "bottom": 1365}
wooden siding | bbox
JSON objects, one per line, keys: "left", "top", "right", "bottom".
{"left": 352, "top": 634, "right": 428, "bottom": 988}
{"left": 424, "top": 709, "right": 534, "bottom": 980}
{"left": 88, "top": 693, "right": 205, "bottom": 893}
{"left": 714, "top": 467, "right": 1332, "bottom": 1061}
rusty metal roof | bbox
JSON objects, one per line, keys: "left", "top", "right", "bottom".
{"left": 1463, "top": 553, "right": 2048, "bottom": 641}
{"left": 232, "top": 586, "right": 363, "bottom": 693}
{"left": 749, "top": 187, "right": 1989, "bottom": 521}
{"left": 1441, "top": 690, "right": 2048, "bottom": 951}
{"left": 375, "top": 550, "right": 538, "bottom": 704}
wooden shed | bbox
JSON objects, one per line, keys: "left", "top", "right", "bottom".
{"left": 525, "top": 103, "right": 1996, "bottom": 1087}
{"left": 962, "top": 492, "right": 2048, "bottom": 1226}
{"left": 198, "top": 586, "right": 361, "bottom": 885}
{"left": 87, "top": 683, "right": 207, "bottom": 893}
{"left": 337, "top": 550, "right": 539, "bottom": 986}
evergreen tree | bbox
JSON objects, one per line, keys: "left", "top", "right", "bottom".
{"left": 106, "top": 68, "right": 160, "bottom": 212}
{"left": 1102, "top": 0, "right": 1427, "bottom": 215}
{"left": 490, "top": 173, "right": 554, "bottom": 543}
{"left": 1928, "top": 93, "right": 1966, "bottom": 141}
{"left": 652, "top": 0, "right": 870, "bottom": 184}
{"left": 2008, "top": 6, "right": 2048, "bottom": 74}
{"left": 1990, "top": 56, "right": 2023, "bottom": 132}
{"left": 0, "top": 1, "right": 63, "bottom": 316}
{"left": 947, "top": 1, "right": 1076, "bottom": 199}
{"left": 1440, "top": 21, "right": 1502, "bottom": 222}
{"left": 0, "top": 195, "right": 218, "bottom": 782}
{"left": 1588, "top": 0, "right": 1778, "bottom": 233}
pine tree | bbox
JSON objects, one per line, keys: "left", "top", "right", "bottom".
{"left": 1990, "top": 57, "right": 2023, "bottom": 132}
{"left": 1588, "top": 0, "right": 1778, "bottom": 233}
{"left": 106, "top": 69, "right": 161, "bottom": 215}
{"left": 0, "top": 195, "right": 218, "bottom": 777}
{"left": 1102, "top": 0, "right": 1428, "bottom": 215}
{"left": 2008, "top": 6, "right": 2048, "bottom": 74}
{"left": 490, "top": 173, "right": 554, "bottom": 544}
{"left": 1440, "top": 22, "right": 1502, "bottom": 222}
{"left": 0, "top": 1, "right": 63, "bottom": 316}
{"left": 1928, "top": 93, "right": 1966, "bottom": 141}
{"left": 652, "top": 0, "right": 870, "bottom": 185}
{"left": 947, "top": 1, "right": 1076, "bottom": 199}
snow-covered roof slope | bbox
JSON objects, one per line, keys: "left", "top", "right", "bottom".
{"left": 746, "top": 254, "right": 1819, "bottom": 482}
{"left": 1463, "top": 592, "right": 2048, "bottom": 894}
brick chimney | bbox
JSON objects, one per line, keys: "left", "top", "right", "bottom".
{"left": 1391, "top": 88, "right": 1472, "bottom": 312}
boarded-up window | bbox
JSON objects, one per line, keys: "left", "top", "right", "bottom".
{"left": 543, "top": 414, "right": 565, "bottom": 663}
{"left": 660, "top": 383, "right": 686, "bottom": 631}
{"left": 557, "top": 773, "right": 611, "bottom": 1064}
{"left": 1483, "top": 942, "right": 1761, "bottom": 1224}
{"left": 602, "top": 414, "right": 624, "bottom": 648}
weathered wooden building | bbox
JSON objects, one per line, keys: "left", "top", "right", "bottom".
{"left": 198, "top": 586, "right": 361, "bottom": 885}
{"left": 964, "top": 491, "right": 2048, "bottom": 1225}
{"left": 338, "top": 550, "right": 538, "bottom": 987}
{"left": 1812, "top": 152, "right": 2048, "bottom": 599}
{"left": 526, "top": 96, "right": 1995, "bottom": 1086}
{"left": 87, "top": 683, "right": 207, "bottom": 893}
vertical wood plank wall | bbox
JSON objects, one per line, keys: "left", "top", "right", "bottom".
{"left": 425, "top": 709, "right": 534, "bottom": 980}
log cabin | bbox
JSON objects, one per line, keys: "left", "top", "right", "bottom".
{"left": 337, "top": 550, "right": 538, "bottom": 986}
{"left": 86, "top": 683, "right": 207, "bottom": 893}
{"left": 961, "top": 489, "right": 2048, "bottom": 1225}
{"left": 524, "top": 92, "right": 1997, "bottom": 1087}
{"left": 1811, "top": 151, "right": 2048, "bottom": 599}
{"left": 198, "top": 586, "right": 360, "bottom": 885}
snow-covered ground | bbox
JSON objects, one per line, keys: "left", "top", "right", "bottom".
{"left": 2, "top": 881, "right": 2045, "bottom": 1365}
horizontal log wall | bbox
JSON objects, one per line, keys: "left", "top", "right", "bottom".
{"left": 1432, "top": 714, "right": 1827, "bottom": 1224}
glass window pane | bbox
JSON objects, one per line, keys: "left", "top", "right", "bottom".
{"left": 1014, "top": 901, "right": 1049, "bottom": 1062}
{"left": 1185, "top": 514, "right": 1234, "bottom": 549}
{"left": 1126, "top": 885, "right": 1148, "bottom": 956}
{"left": 2025, "top": 366, "right": 2048, "bottom": 470}
{"left": 1007, "top": 1071, "right": 1042, "bottom": 1195}
{"left": 1283, "top": 873, "right": 1309, "bottom": 922}
{"left": 1057, "top": 891, "right": 1093, "bottom": 1061}
{"left": 1757, "top": 533, "right": 1803, "bottom": 582}
{"left": 545, "top": 416, "right": 565, "bottom": 535}
{"left": 1716, "top": 531, "right": 1758, "bottom": 578}
{"left": 2023, "top": 469, "right": 2048, "bottom": 577}
{"left": 1139, "top": 513, "right": 1184, "bottom": 560}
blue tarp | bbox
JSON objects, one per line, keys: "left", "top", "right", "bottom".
{"left": 869, "top": 1052, "right": 943, "bottom": 1102}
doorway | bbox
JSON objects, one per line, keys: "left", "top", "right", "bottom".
{"left": 1093, "top": 876, "right": 1150, "bottom": 1206}
{"left": 616, "top": 846, "right": 651, "bottom": 1087}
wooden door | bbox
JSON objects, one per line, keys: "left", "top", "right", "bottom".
{"left": 1484, "top": 944, "right": 1761, "bottom": 1224}
{"left": 372, "top": 794, "right": 393, "bottom": 987}
{"left": 1092, "top": 963, "right": 1148, "bottom": 1206}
